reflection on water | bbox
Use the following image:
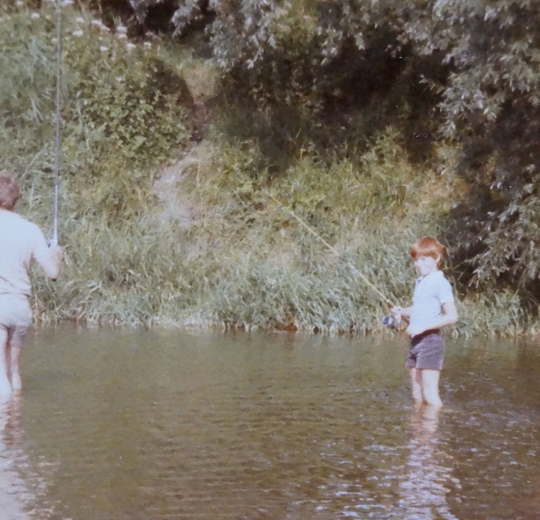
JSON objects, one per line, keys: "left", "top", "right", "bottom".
{"left": 395, "top": 406, "right": 459, "bottom": 520}
{"left": 0, "top": 395, "right": 51, "bottom": 520}
{"left": 0, "top": 396, "right": 29, "bottom": 520}
{"left": 2, "top": 328, "right": 539, "bottom": 519}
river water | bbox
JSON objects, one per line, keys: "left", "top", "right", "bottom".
{"left": 0, "top": 327, "right": 538, "bottom": 519}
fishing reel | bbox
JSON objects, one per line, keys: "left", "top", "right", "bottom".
{"left": 382, "top": 315, "right": 401, "bottom": 328}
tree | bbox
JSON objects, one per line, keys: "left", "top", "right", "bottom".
{"left": 404, "top": 1, "right": 540, "bottom": 289}
{"left": 99, "top": 0, "right": 540, "bottom": 292}
{"left": 200, "top": 0, "right": 540, "bottom": 290}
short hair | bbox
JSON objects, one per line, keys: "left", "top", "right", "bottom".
{"left": 0, "top": 171, "right": 20, "bottom": 210}
{"left": 410, "top": 237, "right": 446, "bottom": 264}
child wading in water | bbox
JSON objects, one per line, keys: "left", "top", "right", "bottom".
{"left": 391, "top": 237, "right": 458, "bottom": 409}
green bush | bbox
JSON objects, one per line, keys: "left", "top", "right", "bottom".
{"left": 1, "top": 1, "right": 191, "bottom": 324}
{"left": 2, "top": 2, "right": 535, "bottom": 337}
{"left": 164, "top": 131, "right": 440, "bottom": 333}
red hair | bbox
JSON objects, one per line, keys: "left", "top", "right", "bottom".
{"left": 410, "top": 237, "right": 446, "bottom": 264}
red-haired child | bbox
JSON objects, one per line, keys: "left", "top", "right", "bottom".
{"left": 391, "top": 237, "right": 458, "bottom": 408}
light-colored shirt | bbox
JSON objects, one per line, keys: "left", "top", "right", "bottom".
{"left": 409, "top": 269, "right": 454, "bottom": 332}
{"left": 0, "top": 209, "right": 53, "bottom": 297}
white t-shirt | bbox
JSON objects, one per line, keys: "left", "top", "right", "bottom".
{"left": 0, "top": 209, "right": 53, "bottom": 297}
{"left": 409, "top": 270, "right": 454, "bottom": 332}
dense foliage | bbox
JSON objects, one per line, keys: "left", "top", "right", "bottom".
{"left": 119, "top": 0, "right": 540, "bottom": 294}
{"left": 2, "top": 0, "right": 539, "bottom": 335}
{"left": 0, "top": 1, "right": 192, "bottom": 324}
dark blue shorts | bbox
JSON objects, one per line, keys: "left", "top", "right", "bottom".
{"left": 406, "top": 330, "right": 445, "bottom": 371}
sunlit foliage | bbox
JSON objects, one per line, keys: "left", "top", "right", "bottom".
{"left": 121, "top": 0, "right": 540, "bottom": 292}
{"left": 2, "top": 0, "right": 540, "bottom": 334}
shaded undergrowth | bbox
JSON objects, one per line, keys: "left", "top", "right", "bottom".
{"left": 1, "top": 2, "right": 533, "bottom": 337}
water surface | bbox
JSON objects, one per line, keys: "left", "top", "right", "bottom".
{"left": 0, "top": 328, "right": 538, "bottom": 519}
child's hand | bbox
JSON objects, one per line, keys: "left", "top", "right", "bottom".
{"left": 388, "top": 306, "right": 403, "bottom": 327}
{"left": 390, "top": 306, "right": 402, "bottom": 319}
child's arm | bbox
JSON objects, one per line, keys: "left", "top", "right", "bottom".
{"left": 406, "top": 302, "right": 458, "bottom": 337}
{"left": 391, "top": 305, "right": 412, "bottom": 323}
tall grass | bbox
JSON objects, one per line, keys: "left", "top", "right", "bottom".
{"left": 146, "top": 133, "right": 453, "bottom": 335}
{"left": 1, "top": 3, "right": 534, "bottom": 337}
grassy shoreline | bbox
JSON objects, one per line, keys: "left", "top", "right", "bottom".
{"left": 3, "top": 2, "right": 536, "bottom": 338}
{"left": 29, "top": 139, "right": 529, "bottom": 338}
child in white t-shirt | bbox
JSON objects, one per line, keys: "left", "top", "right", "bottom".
{"left": 391, "top": 237, "right": 458, "bottom": 408}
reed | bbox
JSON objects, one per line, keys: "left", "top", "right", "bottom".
{"left": 1, "top": 2, "right": 535, "bottom": 336}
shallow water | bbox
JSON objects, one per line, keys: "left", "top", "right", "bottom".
{"left": 0, "top": 327, "right": 539, "bottom": 519}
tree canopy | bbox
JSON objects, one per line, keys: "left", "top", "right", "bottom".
{"left": 97, "top": 0, "right": 540, "bottom": 293}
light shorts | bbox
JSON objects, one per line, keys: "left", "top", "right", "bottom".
{"left": 406, "top": 329, "right": 445, "bottom": 371}
{"left": 0, "top": 294, "right": 32, "bottom": 344}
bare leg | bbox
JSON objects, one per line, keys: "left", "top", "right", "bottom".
{"left": 420, "top": 369, "right": 442, "bottom": 408}
{"left": 8, "top": 330, "right": 25, "bottom": 392}
{"left": 410, "top": 367, "right": 423, "bottom": 405}
{"left": 0, "top": 328, "right": 12, "bottom": 398}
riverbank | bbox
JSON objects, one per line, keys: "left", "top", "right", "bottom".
{"left": 32, "top": 133, "right": 529, "bottom": 337}
{"left": 3, "top": 2, "right": 536, "bottom": 337}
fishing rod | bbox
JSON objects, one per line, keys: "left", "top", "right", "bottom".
{"left": 265, "top": 191, "right": 395, "bottom": 308}
{"left": 51, "top": 0, "right": 62, "bottom": 247}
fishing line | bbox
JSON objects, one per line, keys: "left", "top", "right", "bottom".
{"left": 265, "top": 191, "right": 394, "bottom": 307}
{"left": 51, "top": 0, "right": 62, "bottom": 247}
